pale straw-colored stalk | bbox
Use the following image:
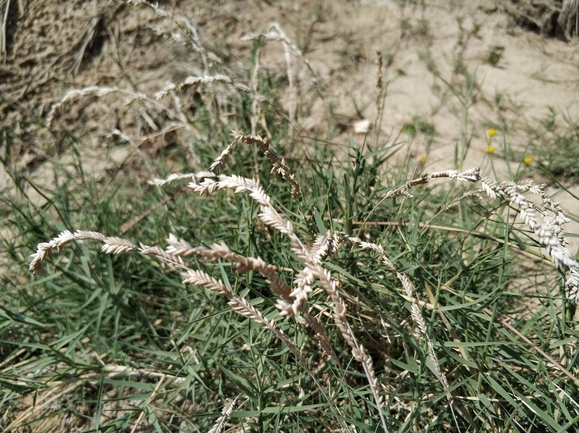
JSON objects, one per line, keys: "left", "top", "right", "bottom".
{"left": 208, "top": 395, "right": 241, "bottom": 433}
{"left": 241, "top": 22, "right": 325, "bottom": 106}
{"left": 46, "top": 86, "right": 176, "bottom": 129}
{"left": 480, "top": 177, "right": 579, "bottom": 300}
{"left": 148, "top": 171, "right": 215, "bottom": 187}
{"left": 28, "top": 228, "right": 347, "bottom": 421}
{"left": 29, "top": 230, "right": 313, "bottom": 372}
{"left": 165, "top": 235, "right": 338, "bottom": 362}
{"left": 373, "top": 51, "right": 384, "bottom": 150}
{"left": 345, "top": 235, "right": 462, "bottom": 429}
{"left": 188, "top": 172, "right": 389, "bottom": 433}
{"left": 370, "top": 168, "right": 579, "bottom": 300}
{"left": 229, "top": 130, "right": 301, "bottom": 198}
{"left": 154, "top": 74, "right": 267, "bottom": 103}
{"left": 249, "top": 35, "right": 262, "bottom": 136}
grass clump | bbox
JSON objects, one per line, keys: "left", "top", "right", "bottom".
{"left": 1, "top": 2, "right": 579, "bottom": 433}
{"left": 4, "top": 125, "right": 579, "bottom": 432}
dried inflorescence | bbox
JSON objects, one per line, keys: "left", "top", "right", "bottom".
{"left": 479, "top": 177, "right": 579, "bottom": 299}
{"left": 226, "top": 130, "right": 301, "bottom": 199}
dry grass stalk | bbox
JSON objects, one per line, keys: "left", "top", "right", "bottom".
{"left": 155, "top": 74, "right": 232, "bottom": 100}
{"left": 181, "top": 269, "right": 313, "bottom": 372}
{"left": 230, "top": 130, "right": 301, "bottom": 198}
{"left": 148, "top": 171, "right": 215, "bottom": 187}
{"left": 1, "top": 0, "right": 12, "bottom": 64}
{"left": 154, "top": 74, "right": 267, "bottom": 103}
{"left": 210, "top": 139, "right": 237, "bottom": 173}
{"left": 31, "top": 131, "right": 579, "bottom": 432}
{"left": 311, "top": 263, "right": 389, "bottom": 433}
{"left": 70, "top": 15, "right": 103, "bottom": 75}
{"left": 188, "top": 174, "right": 313, "bottom": 317}
{"left": 208, "top": 395, "right": 241, "bottom": 433}
{"left": 439, "top": 190, "right": 483, "bottom": 213}
{"left": 249, "top": 34, "right": 263, "bottom": 135}
{"left": 480, "top": 177, "right": 579, "bottom": 300}
{"left": 165, "top": 234, "right": 339, "bottom": 362}
{"left": 166, "top": 235, "right": 294, "bottom": 301}
{"left": 241, "top": 22, "right": 325, "bottom": 105}
{"left": 373, "top": 51, "right": 384, "bottom": 145}
{"left": 126, "top": 0, "right": 221, "bottom": 71}
{"left": 187, "top": 172, "right": 388, "bottom": 431}
{"left": 29, "top": 230, "right": 314, "bottom": 383}
{"left": 46, "top": 86, "right": 175, "bottom": 129}
{"left": 374, "top": 169, "right": 578, "bottom": 300}
{"left": 346, "top": 236, "right": 460, "bottom": 425}
{"left": 189, "top": 174, "right": 310, "bottom": 282}
{"left": 383, "top": 167, "right": 481, "bottom": 200}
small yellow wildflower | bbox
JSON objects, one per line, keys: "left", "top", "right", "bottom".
{"left": 419, "top": 155, "right": 427, "bottom": 162}
{"left": 524, "top": 156, "right": 533, "bottom": 165}
{"left": 485, "top": 146, "right": 495, "bottom": 154}
{"left": 487, "top": 128, "right": 497, "bottom": 137}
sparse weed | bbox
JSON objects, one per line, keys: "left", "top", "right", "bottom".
{"left": 526, "top": 110, "right": 579, "bottom": 183}
{"left": 483, "top": 45, "right": 505, "bottom": 67}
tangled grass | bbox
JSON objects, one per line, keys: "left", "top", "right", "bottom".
{"left": 2, "top": 1, "right": 579, "bottom": 432}
{"left": 23, "top": 129, "right": 579, "bottom": 432}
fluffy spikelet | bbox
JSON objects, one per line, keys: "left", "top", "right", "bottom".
{"left": 208, "top": 396, "right": 240, "bottom": 433}
{"left": 231, "top": 130, "right": 301, "bottom": 198}
{"left": 182, "top": 270, "right": 231, "bottom": 297}
{"left": 259, "top": 207, "right": 294, "bottom": 235}
{"left": 567, "top": 269, "right": 579, "bottom": 301}
{"left": 281, "top": 268, "right": 314, "bottom": 318}
{"left": 384, "top": 167, "right": 481, "bottom": 199}
{"left": 165, "top": 234, "right": 336, "bottom": 360}
{"left": 191, "top": 178, "right": 221, "bottom": 196}
{"left": 478, "top": 177, "right": 579, "bottom": 298}
{"left": 101, "top": 237, "right": 138, "bottom": 255}
{"left": 218, "top": 175, "right": 264, "bottom": 198}
{"left": 229, "top": 297, "right": 274, "bottom": 328}
{"left": 165, "top": 234, "right": 197, "bottom": 257}
{"left": 167, "top": 235, "right": 295, "bottom": 301}
{"left": 279, "top": 233, "right": 341, "bottom": 318}
{"left": 140, "top": 245, "right": 186, "bottom": 269}
{"left": 189, "top": 174, "right": 311, "bottom": 275}
{"left": 148, "top": 172, "right": 215, "bottom": 187}
{"left": 155, "top": 75, "right": 233, "bottom": 100}
{"left": 210, "top": 140, "right": 237, "bottom": 173}
{"left": 30, "top": 230, "right": 108, "bottom": 272}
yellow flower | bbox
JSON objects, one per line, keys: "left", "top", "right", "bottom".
{"left": 524, "top": 156, "right": 533, "bottom": 165}
{"left": 419, "top": 155, "right": 427, "bottom": 162}
{"left": 487, "top": 128, "right": 497, "bottom": 137}
{"left": 485, "top": 146, "right": 495, "bottom": 154}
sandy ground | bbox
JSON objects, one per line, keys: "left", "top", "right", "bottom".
{"left": 1, "top": 0, "right": 578, "bottom": 249}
